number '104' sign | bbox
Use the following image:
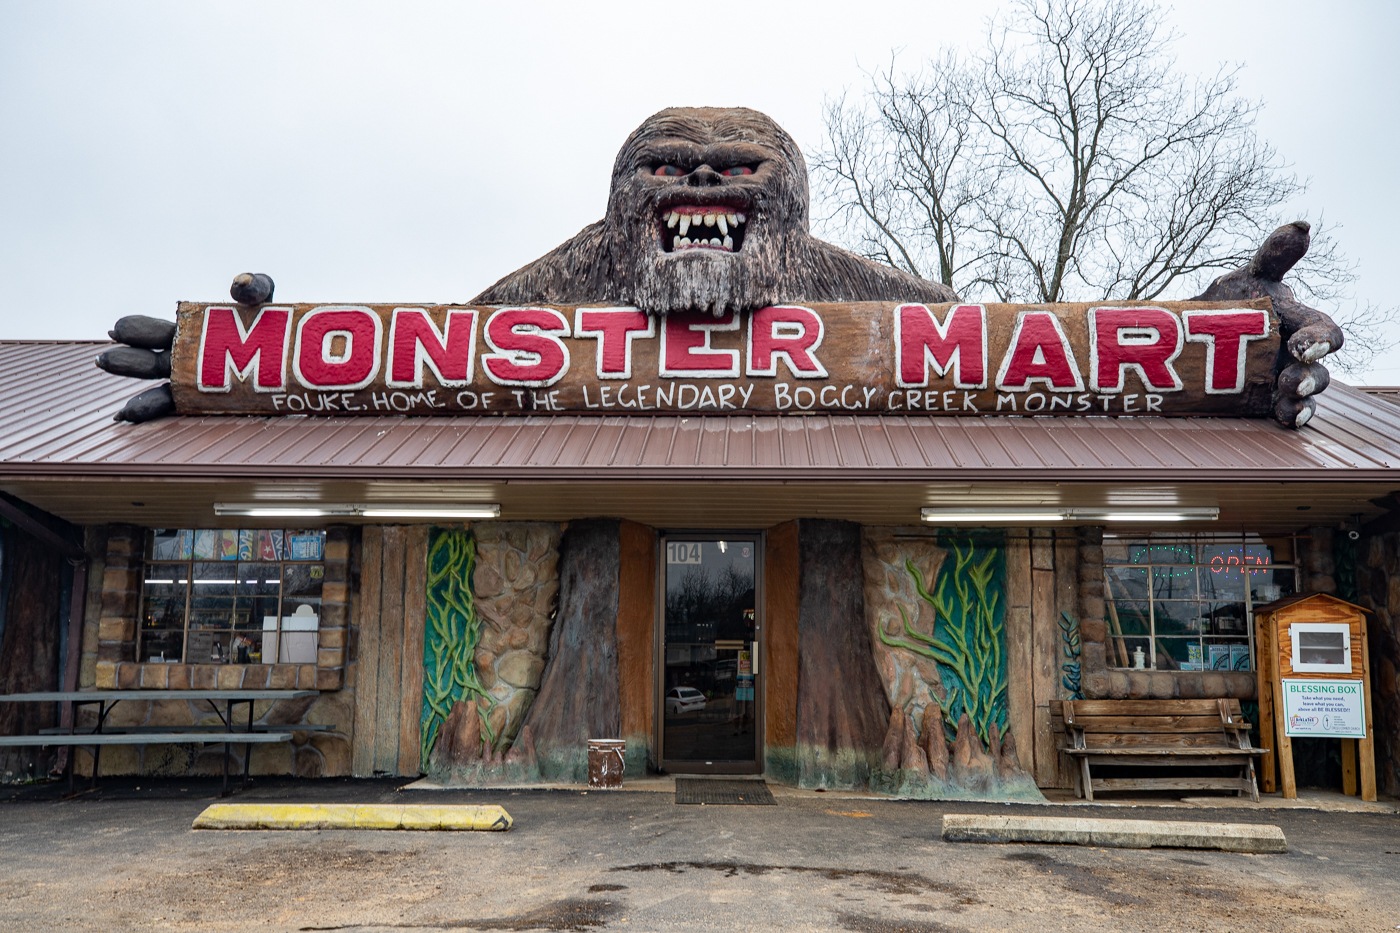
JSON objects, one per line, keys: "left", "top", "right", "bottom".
{"left": 168, "top": 299, "right": 1278, "bottom": 417}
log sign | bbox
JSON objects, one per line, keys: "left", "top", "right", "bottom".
{"left": 170, "top": 299, "right": 1278, "bottom": 417}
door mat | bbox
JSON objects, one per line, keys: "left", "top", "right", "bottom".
{"left": 675, "top": 779, "right": 776, "bottom": 805}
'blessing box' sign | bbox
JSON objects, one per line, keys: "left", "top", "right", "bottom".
{"left": 169, "top": 299, "right": 1277, "bottom": 417}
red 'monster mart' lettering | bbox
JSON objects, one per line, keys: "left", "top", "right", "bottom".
{"left": 660, "top": 312, "right": 740, "bottom": 378}
{"left": 746, "top": 305, "right": 827, "bottom": 378}
{"left": 1089, "top": 307, "right": 1184, "bottom": 393}
{"left": 481, "top": 307, "right": 571, "bottom": 386}
{"left": 995, "top": 311, "right": 1084, "bottom": 391}
{"left": 294, "top": 307, "right": 383, "bottom": 390}
{"left": 573, "top": 308, "right": 654, "bottom": 379}
{"left": 1184, "top": 310, "right": 1271, "bottom": 394}
{"left": 198, "top": 306, "right": 292, "bottom": 393}
{"left": 387, "top": 309, "right": 477, "bottom": 387}
{"left": 895, "top": 304, "right": 986, "bottom": 388}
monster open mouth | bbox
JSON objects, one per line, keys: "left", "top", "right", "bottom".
{"left": 658, "top": 205, "right": 749, "bottom": 253}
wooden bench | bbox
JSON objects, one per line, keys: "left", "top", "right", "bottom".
{"left": 1053, "top": 698, "right": 1267, "bottom": 802}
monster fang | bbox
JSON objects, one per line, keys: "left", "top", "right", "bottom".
{"left": 661, "top": 205, "right": 748, "bottom": 253}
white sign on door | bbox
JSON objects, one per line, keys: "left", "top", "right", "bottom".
{"left": 1281, "top": 679, "right": 1366, "bottom": 738}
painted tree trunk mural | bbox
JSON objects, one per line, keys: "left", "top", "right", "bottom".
{"left": 422, "top": 522, "right": 562, "bottom": 784}
{"left": 862, "top": 528, "right": 1041, "bottom": 799}
{"left": 521, "top": 518, "right": 622, "bottom": 783}
{"left": 794, "top": 519, "right": 891, "bottom": 789}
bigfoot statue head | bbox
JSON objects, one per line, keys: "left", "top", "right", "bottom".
{"left": 471, "top": 107, "right": 956, "bottom": 315}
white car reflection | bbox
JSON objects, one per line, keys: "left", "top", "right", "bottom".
{"left": 665, "top": 686, "right": 707, "bottom": 715}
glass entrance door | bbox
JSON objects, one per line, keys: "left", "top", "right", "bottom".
{"left": 659, "top": 535, "right": 761, "bottom": 773}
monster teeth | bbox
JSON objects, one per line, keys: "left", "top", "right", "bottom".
{"left": 710, "top": 237, "right": 721, "bottom": 247}
{"left": 703, "top": 213, "right": 716, "bottom": 227}
{"left": 679, "top": 237, "right": 691, "bottom": 247}
{"left": 678, "top": 215, "right": 690, "bottom": 235}
{"left": 723, "top": 235, "right": 733, "bottom": 250}
{"left": 673, "top": 235, "right": 680, "bottom": 250}
{"left": 736, "top": 212, "right": 746, "bottom": 224}
{"left": 727, "top": 213, "right": 738, "bottom": 227}
{"left": 666, "top": 212, "right": 679, "bottom": 228}
{"left": 716, "top": 214, "right": 728, "bottom": 235}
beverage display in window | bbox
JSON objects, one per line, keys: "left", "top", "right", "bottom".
{"left": 1102, "top": 533, "right": 1296, "bottom": 671}
{"left": 141, "top": 528, "right": 325, "bottom": 664}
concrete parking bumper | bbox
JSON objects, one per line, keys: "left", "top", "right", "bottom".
{"left": 942, "top": 813, "right": 1286, "bottom": 853}
{"left": 192, "top": 803, "right": 513, "bottom": 831}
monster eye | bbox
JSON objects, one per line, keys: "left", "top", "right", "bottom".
{"left": 720, "top": 166, "right": 755, "bottom": 176}
{"left": 654, "top": 165, "right": 686, "bottom": 177}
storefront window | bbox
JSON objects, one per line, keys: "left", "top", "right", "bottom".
{"left": 140, "top": 529, "right": 326, "bottom": 664}
{"left": 1102, "top": 534, "right": 1297, "bottom": 671}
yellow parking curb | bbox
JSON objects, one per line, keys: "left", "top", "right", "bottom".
{"left": 192, "top": 803, "right": 513, "bottom": 831}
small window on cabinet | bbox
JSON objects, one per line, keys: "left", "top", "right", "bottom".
{"left": 1101, "top": 532, "right": 1296, "bottom": 672}
{"left": 141, "top": 529, "right": 326, "bottom": 664}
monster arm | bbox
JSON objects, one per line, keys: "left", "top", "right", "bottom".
{"left": 98, "top": 273, "right": 275, "bottom": 423}
{"left": 1190, "top": 221, "right": 1342, "bottom": 428}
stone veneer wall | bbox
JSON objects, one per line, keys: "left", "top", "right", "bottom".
{"left": 77, "top": 525, "right": 108, "bottom": 689}
{"left": 77, "top": 525, "right": 357, "bottom": 778}
{"left": 1078, "top": 526, "right": 1256, "bottom": 701}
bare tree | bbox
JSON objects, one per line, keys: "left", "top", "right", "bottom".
{"left": 814, "top": 0, "right": 1396, "bottom": 370}
{"left": 814, "top": 53, "right": 1002, "bottom": 292}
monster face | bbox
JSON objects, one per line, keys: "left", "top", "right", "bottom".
{"left": 470, "top": 105, "right": 958, "bottom": 314}
{"left": 602, "top": 107, "right": 811, "bottom": 316}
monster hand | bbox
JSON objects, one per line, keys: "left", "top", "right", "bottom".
{"left": 97, "top": 273, "right": 275, "bottom": 423}
{"left": 1191, "top": 221, "right": 1343, "bottom": 429}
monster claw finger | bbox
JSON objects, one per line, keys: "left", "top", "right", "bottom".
{"left": 230, "top": 272, "right": 275, "bottom": 305}
{"left": 112, "top": 383, "right": 175, "bottom": 423}
{"left": 108, "top": 315, "right": 176, "bottom": 351}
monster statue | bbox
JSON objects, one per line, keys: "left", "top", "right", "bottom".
{"left": 98, "top": 106, "right": 1340, "bottom": 428}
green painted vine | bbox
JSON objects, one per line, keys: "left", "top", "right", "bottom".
{"left": 878, "top": 539, "right": 1007, "bottom": 747}
{"left": 1059, "top": 611, "right": 1083, "bottom": 699}
{"left": 420, "top": 528, "right": 494, "bottom": 765}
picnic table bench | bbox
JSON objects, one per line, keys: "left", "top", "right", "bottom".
{"left": 0, "top": 689, "right": 318, "bottom": 793}
{"left": 1052, "top": 698, "right": 1267, "bottom": 802}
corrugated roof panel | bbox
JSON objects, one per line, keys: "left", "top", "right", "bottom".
{"left": 804, "top": 416, "right": 843, "bottom": 467}
{"left": 722, "top": 417, "right": 756, "bottom": 467}
{"left": 851, "top": 418, "right": 899, "bottom": 468}
{"left": 482, "top": 418, "right": 553, "bottom": 467}
{"left": 773, "top": 417, "right": 806, "bottom": 467}
{"left": 902, "top": 418, "right": 969, "bottom": 469}
{"left": 600, "top": 417, "right": 648, "bottom": 466}
{"left": 1, "top": 342, "right": 1397, "bottom": 481}
{"left": 374, "top": 421, "right": 460, "bottom": 467}
{"left": 552, "top": 417, "right": 607, "bottom": 466}
{"left": 1014, "top": 420, "right": 1092, "bottom": 469}
{"left": 870, "top": 418, "right": 926, "bottom": 469}
{"left": 829, "top": 416, "right": 873, "bottom": 467}
{"left": 667, "top": 417, "right": 705, "bottom": 466}
{"left": 752, "top": 417, "right": 783, "bottom": 466}
{"left": 524, "top": 419, "right": 583, "bottom": 467}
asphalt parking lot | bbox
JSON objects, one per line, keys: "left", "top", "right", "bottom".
{"left": 1, "top": 777, "right": 1397, "bottom": 932}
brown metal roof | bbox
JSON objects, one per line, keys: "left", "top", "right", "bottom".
{"left": 2, "top": 340, "right": 1398, "bottom": 483}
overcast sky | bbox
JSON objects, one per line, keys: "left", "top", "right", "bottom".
{"left": 2, "top": 0, "right": 1396, "bottom": 382}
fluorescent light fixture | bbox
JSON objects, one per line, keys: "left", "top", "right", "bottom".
{"left": 357, "top": 505, "right": 500, "bottom": 519}
{"left": 214, "top": 503, "right": 500, "bottom": 519}
{"left": 922, "top": 507, "right": 1218, "bottom": 524}
{"left": 1067, "top": 508, "right": 1218, "bottom": 523}
{"left": 921, "top": 508, "right": 1066, "bottom": 523}
{"left": 214, "top": 504, "right": 357, "bottom": 517}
